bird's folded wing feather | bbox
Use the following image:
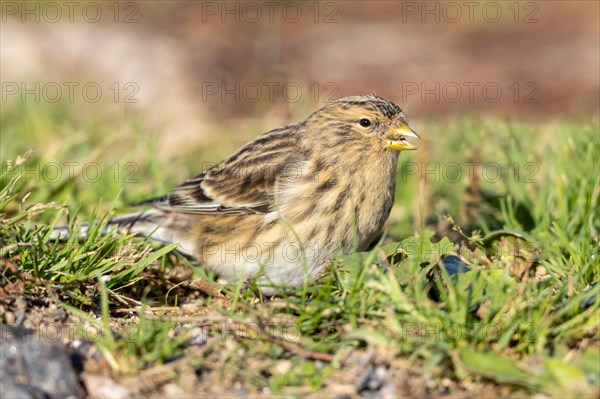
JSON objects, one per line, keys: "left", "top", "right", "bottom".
{"left": 135, "top": 123, "right": 306, "bottom": 215}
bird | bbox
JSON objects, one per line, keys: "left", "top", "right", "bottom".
{"left": 54, "top": 94, "right": 419, "bottom": 293}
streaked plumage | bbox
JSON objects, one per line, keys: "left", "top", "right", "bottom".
{"left": 57, "top": 95, "right": 419, "bottom": 293}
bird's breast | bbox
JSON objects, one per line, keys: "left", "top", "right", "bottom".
{"left": 275, "top": 155, "right": 398, "bottom": 253}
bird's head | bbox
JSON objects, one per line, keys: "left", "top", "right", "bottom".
{"left": 304, "top": 94, "right": 420, "bottom": 153}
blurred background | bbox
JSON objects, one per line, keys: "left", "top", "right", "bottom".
{"left": 1, "top": 0, "right": 599, "bottom": 237}
{"left": 2, "top": 1, "right": 598, "bottom": 152}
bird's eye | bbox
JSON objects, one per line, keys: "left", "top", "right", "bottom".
{"left": 359, "top": 118, "right": 372, "bottom": 128}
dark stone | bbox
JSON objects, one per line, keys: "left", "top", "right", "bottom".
{"left": 1, "top": 325, "right": 84, "bottom": 399}
{"left": 440, "top": 255, "right": 471, "bottom": 275}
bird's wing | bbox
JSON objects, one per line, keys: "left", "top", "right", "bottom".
{"left": 135, "top": 123, "right": 306, "bottom": 215}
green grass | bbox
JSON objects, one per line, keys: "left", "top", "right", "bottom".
{"left": 1, "top": 102, "right": 598, "bottom": 396}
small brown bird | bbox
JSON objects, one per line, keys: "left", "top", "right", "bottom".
{"left": 58, "top": 95, "right": 419, "bottom": 293}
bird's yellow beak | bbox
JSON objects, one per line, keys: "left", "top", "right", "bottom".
{"left": 384, "top": 123, "right": 420, "bottom": 151}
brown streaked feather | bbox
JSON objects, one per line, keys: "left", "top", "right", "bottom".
{"left": 138, "top": 122, "right": 308, "bottom": 215}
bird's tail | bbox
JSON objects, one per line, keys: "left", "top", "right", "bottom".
{"left": 48, "top": 209, "right": 166, "bottom": 241}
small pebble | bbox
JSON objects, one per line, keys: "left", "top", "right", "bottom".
{"left": 4, "top": 311, "right": 16, "bottom": 324}
{"left": 273, "top": 360, "right": 292, "bottom": 374}
{"left": 163, "top": 383, "right": 186, "bottom": 398}
{"left": 535, "top": 266, "right": 548, "bottom": 277}
{"left": 82, "top": 373, "right": 130, "bottom": 399}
